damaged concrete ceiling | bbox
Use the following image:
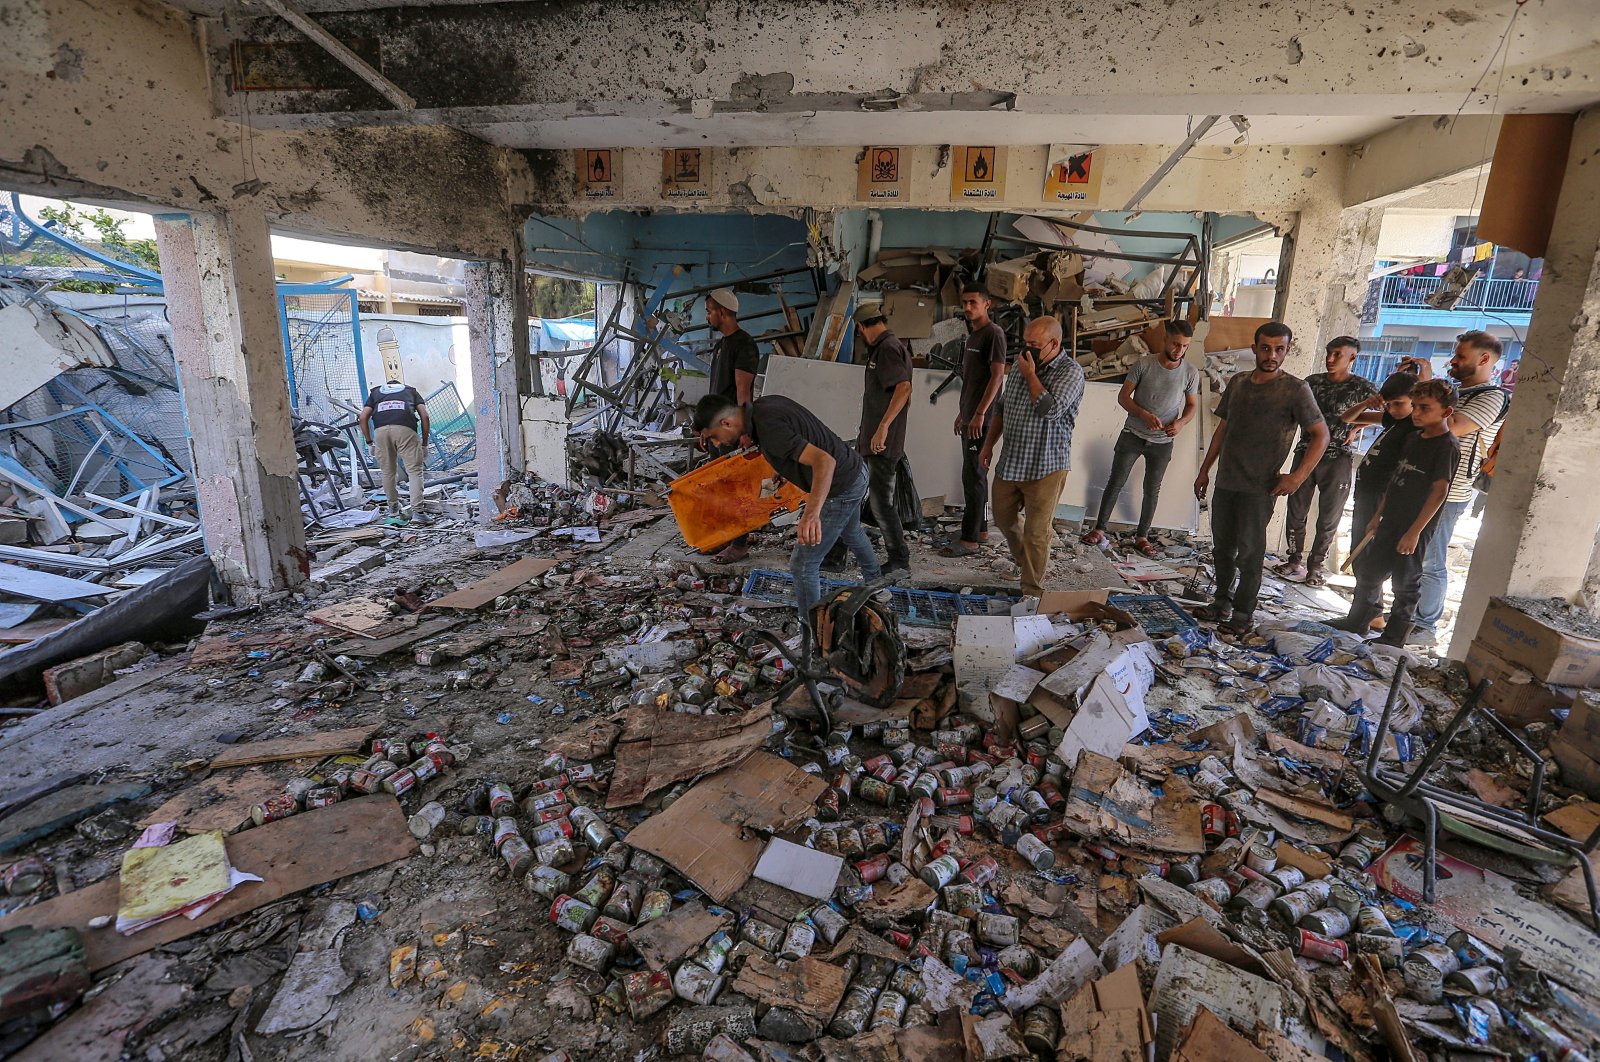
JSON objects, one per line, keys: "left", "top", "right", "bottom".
{"left": 186, "top": 0, "right": 1600, "bottom": 149}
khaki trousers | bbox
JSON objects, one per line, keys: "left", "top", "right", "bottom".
{"left": 992, "top": 469, "right": 1069, "bottom": 598}
{"left": 375, "top": 424, "right": 425, "bottom": 513}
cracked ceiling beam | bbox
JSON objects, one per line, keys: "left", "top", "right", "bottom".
{"left": 253, "top": 0, "right": 415, "bottom": 112}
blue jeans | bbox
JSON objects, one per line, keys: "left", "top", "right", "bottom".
{"left": 1414, "top": 497, "right": 1470, "bottom": 634}
{"left": 792, "top": 469, "right": 880, "bottom": 622}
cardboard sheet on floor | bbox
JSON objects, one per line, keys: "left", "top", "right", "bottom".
{"left": 0, "top": 781, "right": 151, "bottom": 854}
{"left": 1543, "top": 802, "right": 1600, "bottom": 917}
{"left": 623, "top": 751, "right": 826, "bottom": 902}
{"left": 305, "top": 597, "right": 395, "bottom": 637}
{"left": 751, "top": 837, "right": 843, "bottom": 899}
{"left": 1156, "top": 917, "right": 1270, "bottom": 977}
{"left": 605, "top": 705, "right": 773, "bottom": 808}
{"left": 424, "top": 556, "right": 560, "bottom": 610}
{"left": 208, "top": 724, "right": 378, "bottom": 768}
{"left": 1172, "top": 1006, "right": 1272, "bottom": 1062}
{"left": 1064, "top": 751, "right": 1204, "bottom": 854}
{"left": 0, "top": 795, "right": 416, "bottom": 971}
{"left": 1149, "top": 945, "right": 1284, "bottom": 1062}
{"left": 732, "top": 955, "right": 848, "bottom": 1021}
{"left": 544, "top": 713, "right": 624, "bottom": 762}
{"left": 335, "top": 615, "right": 463, "bottom": 659}
{"left": 1372, "top": 834, "right": 1600, "bottom": 1001}
{"left": 138, "top": 767, "right": 284, "bottom": 834}
{"left": 1058, "top": 963, "right": 1154, "bottom": 1062}
{"left": 628, "top": 899, "right": 733, "bottom": 971}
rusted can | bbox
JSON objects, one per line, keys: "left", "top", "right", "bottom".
{"left": 493, "top": 816, "right": 523, "bottom": 851}
{"left": 781, "top": 921, "right": 816, "bottom": 960}
{"left": 919, "top": 854, "right": 962, "bottom": 889}
{"left": 811, "top": 902, "right": 849, "bottom": 945}
{"left": 1022, "top": 1005, "right": 1061, "bottom": 1052}
{"left": 882, "top": 727, "right": 911, "bottom": 748}
{"left": 959, "top": 855, "right": 999, "bottom": 886}
{"left": 1447, "top": 965, "right": 1505, "bottom": 994}
{"left": 997, "top": 945, "right": 1041, "bottom": 979}
{"left": 1019, "top": 789, "right": 1051, "bottom": 822}
{"left": 943, "top": 883, "right": 984, "bottom": 918}
{"left": 935, "top": 787, "right": 973, "bottom": 808}
{"left": 406, "top": 753, "right": 445, "bottom": 785}
{"left": 1227, "top": 881, "right": 1277, "bottom": 912}
{"left": 856, "top": 853, "right": 892, "bottom": 884}
{"left": 976, "top": 912, "right": 1019, "bottom": 947}
{"left": 500, "top": 834, "right": 533, "bottom": 877}
{"left": 1201, "top": 803, "right": 1226, "bottom": 844}
{"left": 381, "top": 768, "right": 418, "bottom": 798}
{"left": 1299, "top": 907, "right": 1352, "bottom": 938}
{"left": 459, "top": 814, "right": 493, "bottom": 837}
{"left": 304, "top": 786, "right": 342, "bottom": 810}
{"left": 1294, "top": 929, "right": 1349, "bottom": 964}
{"left": 524, "top": 864, "right": 571, "bottom": 899}
{"left": 1351, "top": 933, "right": 1404, "bottom": 968}
{"left": 1326, "top": 882, "right": 1362, "bottom": 918}
{"left": 3, "top": 856, "right": 50, "bottom": 896}
{"left": 1269, "top": 888, "right": 1319, "bottom": 927}
{"left": 1265, "top": 865, "right": 1307, "bottom": 892}
{"left": 324, "top": 765, "right": 356, "bottom": 793}
{"left": 624, "top": 970, "right": 674, "bottom": 1020}
{"left": 524, "top": 788, "right": 569, "bottom": 813}
{"left": 882, "top": 928, "right": 913, "bottom": 950}
{"left": 530, "top": 772, "right": 570, "bottom": 795}
{"left": 864, "top": 753, "right": 893, "bottom": 772}
{"left": 637, "top": 888, "right": 672, "bottom": 924}
{"left": 1338, "top": 836, "right": 1379, "bottom": 869}
{"left": 549, "top": 894, "right": 599, "bottom": 934}
{"left": 566, "top": 933, "right": 616, "bottom": 972}
{"left": 574, "top": 867, "right": 616, "bottom": 908}
{"left": 1016, "top": 833, "right": 1055, "bottom": 871}
{"left": 1402, "top": 944, "right": 1460, "bottom": 1003}
{"left": 887, "top": 964, "right": 925, "bottom": 1002}
{"left": 858, "top": 777, "right": 895, "bottom": 806}
{"left": 1356, "top": 905, "right": 1395, "bottom": 936}
{"left": 1189, "top": 878, "right": 1234, "bottom": 906}
{"left": 488, "top": 781, "right": 517, "bottom": 814}
{"left": 870, "top": 989, "right": 907, "bottom": 1029}
{"left": 531, "top": 804, "right": 573, "bottom": 825}
{"left": 251, "top": 793, "right": 297, "bottom": 826}
{"left": 1036, "top": 780, "right": 1066, "bottom": 814}
{"left": 534, "top": 837, "right": 576, "bottom": 866}
{"left": 837, "top": 827, "right": 866, "bottom": 859}
{"left": 673, "top": 961, "right": 725, "bottom": 1005}
{"left": 912, "top": 746, "right": 939, "bottom": 768}
{"left": 603, "top": 877, "right": 642, "bottom": 922}
{"left": 859, "top": 821, "right": 890, "bottom": 854}
{"left": 741, "top": 917, "right": 783, "bottom": 952}
{"left": 590, "top": 916, "right": 632, "bottom": 951}
{"left": 632, "top": 851, "right": 667, "bottom": 878}
{"left": 1245, "top": 843, "right": 1278, "bottom": 873}
{"left": 829, "top": 984, "right": 878, "bottom": 1037}
{"left": 527, "top": 818, "right": 573, "bottom": 847}
{"left": 569, "top": 806, "right": 614, "bottom": 849}
{"left": 815, "top": 829, "right": 841, "bottom": 856}
{"left": 408, "top": 802, "right": 447, "bottom": 840}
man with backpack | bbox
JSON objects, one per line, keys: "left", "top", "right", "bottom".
{"left": 1397, "top": 330, "right": 1512, "bottom": 647}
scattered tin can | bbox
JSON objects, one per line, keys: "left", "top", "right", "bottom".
{"left": 574, "top": 867, "right": 616, "bottom": 908}
{"left": 837, "top": 827, "right": 866, "bottom": 859}
{"left": 488, "top": 781, "right": 517, "bottom": 814}
{"left": 1326, "top": 882, "right": 1362, "bottom": 918}
{"left": 1294, "top": 929, "right": 1348, "bottom": 964}
{"left": 603, "top": 877, "right": 642, "bottom": 922}
{"left": 829, "top": 984, "right": 877, "bottom": 1037}
{"left": 1356, "top": 905, "right": 1395, "bottom": 936}
{"left": 528, "top": 818, "right": 574, "bottom": 847}
{"left": 624, "top": 970, "right": 674, "bottom": 1020}
{"left": 1201, "top": 803, "right": 1226, "bottom": 844}
{"left": 1226, "top": 881, "right": 1277, "bottom": 912}
{"left": 633, "top": 887, "right": 670, "bottom": 925}
{"left": 500, "top": 835, "right": 533, "bottom": 877}
{"left": 492, "top": 816, "right": 523, "bottom": 851}
{"left": 1447, "top": 965, "right": 1505, "bottom": 994}
{"left": 997, "top": 945, "right": 1041, "bottom": 979}
{"left": 918, "top": 854, "right": 962, "bottom": 890}
{"left": 381, "top": 768, "right": 419, "bottom": 798}
{"left": 534, "top": 837, "right": 576, "bottom": 866}
{"left": 1245, "top": 843, "right": 1278, "bottom": 873}
{"left": 781, "top": 921, "right": 816, "bottom": 960}
{"left": 856, "top": 853, "right": 892, "bottom": 884}
{"left": 1402, "top": 944, "right": 1461, "bottom": 1003}
{"left": 673, "top": 962, "right": 725, "bottom": 1005}
{"left": 740, "top": 918, "right": 783, "bottom": 952}
{"left": 408, "top": 802, "right": 447, "bottom": 840}
{"left": 524, "top": 788, "right": 569, "bottom": 813}
{"left": 3, "top": 856, "right": 50, "bottom": 896}
{"left": 1016, "top": 833, "right": 1055, "bottom": 871}
{"left": 1299, "top": 907, "right": 1352, "bottom": 939}
{"left": 858, "top": 777, "right": 895, "bottom": 806}
{"left": 589, "top": 916, "right": 632, "bottom": 952}
{"left": 976, "top": 911, "right": 1019, "bottom": 947}
{"left": 1019, "top": 789, "right": 1050, "bottom": 822}
{"left": 1188, "top": 878, "right": 1234, "bottom": 906}
{"left": 566, "top": 933, "right": 616, "bottom": 972}
{"left": 1269, "top": 888, "right": 1320, "bottom": 928}
{"left": 1351, "top": 932, "right": 1404, "bottom": 968}
{"left": 959, "top": 855, "right": 999, "bottom": 886}
{"left": 871, "top": 989, "right": 908, "bottom": 1030}
{"left": 524, "top": 864, "right": 571, "bottom": 899}
{"left": 943, "top": 883, "right": 984, "bottom": 919}
{"left": 811, "top": 902, "right": 849, "bottom": 945}
{"left": 304, "top": 786, "right": 342, "bottom": 810}
{"left": 251, "top": 793, "right": 297, "bottom": 826}
{"left": 1022, "top": 1004, "right": 1061, "bottom": 1053}
{"left": 549, "top": 894, "right": 598, "bottom": 934}
{"left": 695, "top": 930, "right": 734, "bottom": 974}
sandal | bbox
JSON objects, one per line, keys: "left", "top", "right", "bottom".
{"left": 1220, "top": 613, "right": 1255, "bottom": 638}
{"left": 1080, "top": 529, "right": 1108, "bottom": 546}
{"left": 1134, "top": 537, "right": 1160, "bottom": 558}
{"left": 940, "top": 542, "right": 982, "bottom": 558}
{"left": 1192, "top": 602, "right": 1231, "bottom": 623}
{"left": 1304, "top": 569, "right": 1327, "bottom": 588}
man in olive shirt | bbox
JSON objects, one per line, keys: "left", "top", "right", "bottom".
{"left": 1194, "top": 322, "right": 1329, "bottom": 636}
{"left": 703, "top": 287, "right": 760, "bottom": 562}
{"left": 946, "top": 285, "right": 1007, "bottom": 557}
{"left": 694, "top": 393, "right": 880, "bottom": 624}
{"left": 853, "top": 303, "right": 914, "bottom": 574}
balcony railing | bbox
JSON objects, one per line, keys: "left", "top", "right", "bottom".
{"left": 1376, "top": 274, "right": 1538, "bottom": 313}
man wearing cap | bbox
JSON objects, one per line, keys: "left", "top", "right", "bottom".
{"left": 853, "top": 303, "right": 914, "bottom": 575}
{"left": 693, "top": 393, "right": 881, "bottom": 626}
{"left": 703, "top": 287, "right": 761, "bottom": 562}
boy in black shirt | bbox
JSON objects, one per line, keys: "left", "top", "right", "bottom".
{"left": 1329, "top": 379, "right": 1460, "bottom": 646}
{"left": 1340, "top": 372, "right": 1419, "bottom": 558}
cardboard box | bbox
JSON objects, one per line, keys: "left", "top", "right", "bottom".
{"left": 881, "top": 289, "right": 938, "bottom": 339}
{"left": 1561, "top": 691, "right": 1600, "bottom": 756}
{"left": 1463, "top": 637, "right": 1578, "bottom": 725}
{"left": 1552, "top": 736, "right": 1600, "bottom": 799}
{"left": 1475, "top": 597, "right": 1600, "bottom": 687}
{"left": 984, "top": 255, "right": 1036, "bottom": 303}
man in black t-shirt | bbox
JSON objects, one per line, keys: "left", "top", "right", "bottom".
{"left": 693, "top": 393, "right": 880, "bottom": 625}
{"left": 853, "top": 303, "right": 914, "bottom": 574}
{"left": 1339, "top": 372, "right": 1418, "bottom": 574}
{"left": 1329, "top": 379, "right": 1460, "bottom": 646}
{"left": 703, "top": 287, "right": 762, "bottom": 562}
{"left": 946, "top": 285, "right": 1007, "bottom": 556}
{"left": 360, "top": 380, "right": 430, "bottom": 526}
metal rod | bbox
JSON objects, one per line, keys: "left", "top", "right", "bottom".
{"left": 256, "top": 0, "right": 416, "bottom": 111}
{"left": 1123, "top": 116, "right": 1221, "bottom": 212}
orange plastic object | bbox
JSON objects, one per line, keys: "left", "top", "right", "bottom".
{"left": 668, "top": 450, "right": 808, "bottom": 552}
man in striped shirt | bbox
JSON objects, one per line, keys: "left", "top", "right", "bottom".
{"left": 977, "top": 316, "right": 1086, "bottom": 599}
{"left": 1397, "top": 330, "right": 1512, "bottom": 647}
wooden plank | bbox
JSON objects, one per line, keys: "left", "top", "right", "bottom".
{"left": 0, "top": 619, "right": 72, "bottom": 644}
{"left": 306, "top": 597, "right": 395, "bottom": 637}
{"left": 0, "top": 795, "right": 417, "bottom": 972}
{"left": 308, "top": 526, "right": 386, "bottom": 548}
{"left": 208, "top": 724, "right": 378, "bottom": 769}
{"left": 138, "top": 767, "right": 287, "bottom": 834}
{"left": 424, "top": 556, "right": 558, "bottom": 611}
{"left": 731, "top": 955, "right": 848, "bottom": 1021}
{"left": 0, "top": 771, "right": 89, "bottom": 820}
{"left": 0, "top": 782, "right": 151, "bottom": 854}
{"left": 0, "top": 563, "right": 109, "bottom": 602}
{"left": 335, "top": 615, "right": 463, "bottom": 659}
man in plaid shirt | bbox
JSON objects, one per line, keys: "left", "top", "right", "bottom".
{"left": 978, "top": 316, "right": 1086, "bottom": 598}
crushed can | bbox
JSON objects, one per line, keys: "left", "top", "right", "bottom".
{"left": 1352, "top": 932, "right": 1404, "bottom": 968}
{"left": 624, "top": 970, "right": 674, "bottom": 1020}
{"left": 251, "top": 793, "right": 297, "bottom": 826}
{"left": 3, "top": 856, "right": 51, "bottom": 896}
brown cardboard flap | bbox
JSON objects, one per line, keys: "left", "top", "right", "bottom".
{"left": 624, "top": 751, "right": 827, "bottom": 902}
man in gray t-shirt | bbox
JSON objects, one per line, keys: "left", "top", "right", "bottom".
{"left": 1193, "top": 322, "right": 1329, "bottom": 636}
{"left": 1082, "top": 322, "right": 1199, "bottom": 555}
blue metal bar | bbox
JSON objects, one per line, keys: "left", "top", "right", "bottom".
{"left": 4, "top": 193, "right": 162, "bottom": 283}
{"left": 348, "top": 290, "right": 368, "bottom": 400}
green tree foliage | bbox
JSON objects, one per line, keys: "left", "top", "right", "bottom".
{"left": 23, "top": 203, "right": 160, "bottom": 294}
{"left": 527, "top": 272, "right": 595, "bottom": 320}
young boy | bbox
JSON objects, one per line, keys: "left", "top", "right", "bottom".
{"left": 1341, "top": 371, "right": 1420, "bottom": 556}
{"left": 1330, "top": 379, "right": 1460, "bottom": 646}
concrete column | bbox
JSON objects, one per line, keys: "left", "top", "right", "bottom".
{"left": 1275, "top": 201, "right": 1381, "bottom": 375}
{"left": 1449, "top": 107, "right": 1600, "bottom": 659}
{"left": 153, "top": 207, "right": 306, "bottom": 596}
{"left": 466, "top": 257, "right": 527, "bottom": 522}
